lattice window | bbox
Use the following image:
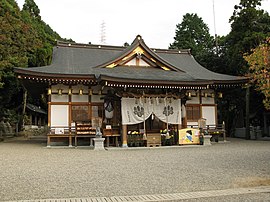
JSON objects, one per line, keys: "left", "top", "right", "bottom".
{"left": 71, "top": 105, "right": 89, "bottom": 121}
{"left": 186, "top": 105, "right": 200, "bottom": 121}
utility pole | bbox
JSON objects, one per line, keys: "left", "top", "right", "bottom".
{"left": 100, "top": 21, "right": 106, "bottom": 44}
{"left": 212, "top": 0, "right": 219, "bottom": 53}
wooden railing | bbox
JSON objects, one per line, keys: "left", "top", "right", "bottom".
{"left": 47, "top": 126, "right": 121, "bottom": 147}
{"left": 47, "top": 126, "right": 75, "bottom": 147}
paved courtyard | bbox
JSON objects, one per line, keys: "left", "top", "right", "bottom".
{"left": 0, "top": 137, "right": 270, "bottom": 201}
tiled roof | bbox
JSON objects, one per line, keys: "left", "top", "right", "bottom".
{"left": 14, "top": 35, "right": 248, "bottom": 85}
{"left": 26, "top": 103, "right": 47, "bottom": 114}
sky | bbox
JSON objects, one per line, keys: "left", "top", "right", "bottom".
{"left": 16, "top": 0, "right": 270, "bottom": 49}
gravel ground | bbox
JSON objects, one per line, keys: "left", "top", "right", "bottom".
{"left": 0, "top": 137, "right": 270, "bottom": 201}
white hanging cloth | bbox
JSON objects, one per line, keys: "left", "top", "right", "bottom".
{"left": 121, "top": 98, "right": 152, "bottom": 125}
{"left": 153, "top": 98, "right": 181, "bottom": 124}
{"left": 121, "top": 97, "right": 181, "bottom": 125}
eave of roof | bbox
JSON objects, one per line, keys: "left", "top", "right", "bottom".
{"left": 26, "top": 103, "right": 47, "bottom": 114}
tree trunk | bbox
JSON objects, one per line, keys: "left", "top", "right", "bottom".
{"left": 245, "top": 86, "right": 250, "bottom": 139}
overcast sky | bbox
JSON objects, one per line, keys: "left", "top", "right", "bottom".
{"left": 16, "top": 0, "right": 270, "bottom": 49}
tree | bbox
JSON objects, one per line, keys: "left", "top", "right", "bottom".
{"left": 170, "top": 13, "right": 215, "bottom": 68}
{"left": 0, "top": 0, "right": 33, "bottom": 117}
{"left": 218, "top": 0, "right": 270, "bottom": 136}
{"left": 22, "top": 0, "right": 40, "bottom": 20}
{"left": 225, "top": 0, "right": 270, "bottom": 75}
{"left": 22, "top": 0, "right": 62, "bottom": 67}
{"left": 244, "top": 37, "right": 270, "bottom": 110}
{"left": 0, "top": 0, "right": 69, "bottom": 129}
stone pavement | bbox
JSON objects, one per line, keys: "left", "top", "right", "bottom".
{"left": 7, "top": 186, "right": 270, "bottom": 202}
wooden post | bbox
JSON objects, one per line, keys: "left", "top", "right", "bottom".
{"left": 222, "top": 121, "right": 226, "bottom": 142}
{"left": 263, "top": 112, "right": 267, "bottom": 136}
{"left": 22, "top": 89, "right": 27, "bottom": 128}
{"left": 245, "top": 86, "right": 250, "bottom": 140}
{"left": 122, "top": 124, "right": 128, "bottom": 147}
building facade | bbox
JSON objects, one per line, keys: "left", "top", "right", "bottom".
{"left": 15, "top": 35, "right": 248, "bottom": 147}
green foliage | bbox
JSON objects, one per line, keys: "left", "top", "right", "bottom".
{"left": 244, "top": 37, "right": 270, "bottom": 109}
{"left": 21, "top": 0, "right": 61, "bottom": 67}
{"left": 22, "top": 0, "right": 40, "bottom": 20}
{"left": 170, "top": 13, "right": 214, "bottom": 58}
{"left": 169, "top": 13, "right": 224, "bottom": 72}
{"left": 225, "top": 0, "right": 270, "bottom": 75}
{"left": 0, "top": 0, "right": 67, "bottom": 124}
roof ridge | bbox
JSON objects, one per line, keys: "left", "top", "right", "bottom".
{"left": 56, "top": 40, "right": 191, "bottom": 54}
{"left": 56, "top": 41, "right": 125, "bottom": 51}
{"left": 153, "top": 48, "right": 191, "bottom": 54}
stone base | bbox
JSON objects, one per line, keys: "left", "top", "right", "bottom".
{"left": 204, "top": 135, "right": 212, "bottom": 146}
{"left": 93, "top": 138, "right": 105, "bottom": 150}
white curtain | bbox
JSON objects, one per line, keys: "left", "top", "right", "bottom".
{"left": 121, "top": 97, "right": 181, "bottom": 125}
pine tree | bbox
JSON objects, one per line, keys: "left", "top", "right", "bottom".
{"left": 225, "top": 0, "right": 270, "bottom": 75}
{"left": 170, "top": 13, "right": 216, "bottom": 69}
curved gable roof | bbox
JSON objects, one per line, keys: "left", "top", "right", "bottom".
{"left": 96, "top": 35, "right": 184, "bottom": 72}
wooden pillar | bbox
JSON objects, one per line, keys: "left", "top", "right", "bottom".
{"left": 34, "top": 115, "right": 37, "bottom": 126}
{"left": 222, "top": 121, "right": 226, "bottom": 142}
{"left": 263, "top": 112, "right": 267, "bottom": 136}
{"left": 48, "top": 84, "right": 52, "bottom": 128}
{"left": 22, "top": 89, "right": 27, "bottom": 128}
{"left": 245, "top": 86, "right": 250, "bottom": 140}
{"left": 48, "top": 103, "right": 51, "bottom": 127}
{"left": 122, "top": 124, "right": 128, "bottom": 147}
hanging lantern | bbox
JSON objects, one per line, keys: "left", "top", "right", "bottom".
{"left": 89, "top": 89, "right": 93, "bottom": 95}
{"left": 47, "top": 88, "right": 52, "bottom": 95}
{"left": 79, "top": 89, "right": 83, "bottom": 95}
{"left": 104, "top": 99, "right": 114, "bottom": 119}
{"left": 188, "top": 92, "right": 191, "bottom": 98}
{"left": 58, "top": 89, "right": 62, "bottom": 95}
{"left": 218, "top": 92, "right": 223, "bottom": 98}
{"left": 68, "top": 88, "right": 72, "bottom": 95}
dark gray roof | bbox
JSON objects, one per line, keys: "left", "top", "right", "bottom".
{"left": 157, "top": 52, "right": 241, "bottom": 81}
{"left": 26, "top": 104, "right": 47, "bottom": 114}
{"left": 15, "top": 35, "right": 248, "bottom": 85}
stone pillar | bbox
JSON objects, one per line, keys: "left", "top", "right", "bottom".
{"left": 122, "top": 124, "right": 128, "bottom": 147}
{"left": 93, "top": 138, "right": 105, "bottom": 150}
{"left": 204, "top": 135, "right": 212, "bottom": 146}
